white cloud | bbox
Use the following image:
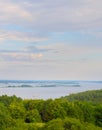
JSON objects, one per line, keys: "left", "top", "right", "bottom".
{"left": 43, "top": 43, "right": 102, "bottom": 62}
{"left": 0, "top": 0, "right": 32, "bottom": 25}
{"left": 0, "top": 45, "right": 44, "bottom": 63}
{"left": 0, "top": 51, "right": 42, "bottom": 62}
{"left": 81, "top": 30, "right": 102, "bottom": 38}
{"left": 24, "top": 0, "right": 102, "bottom": 31}
{"left": 0, "top": 0, "right": 102, "bottom": 31}
{"left": 0, "top": 42, "right": 102, "bottom": 67}
{"left": 0, "top": 30, "right": 48, "bottom": 42}
{"left": 0, "top": 0, "right": 102, "bottom": 80}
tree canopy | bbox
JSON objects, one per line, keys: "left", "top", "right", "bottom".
{"left": 0, "top": 89, "right": 102, "bottom": 130}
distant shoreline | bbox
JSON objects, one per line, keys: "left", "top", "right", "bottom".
{"left": 0, "top": 80, "right": 102, "bottom": 99}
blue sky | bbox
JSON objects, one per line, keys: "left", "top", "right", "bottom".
{"left": 0, "top": 0, "right": 102, "bottom": 80}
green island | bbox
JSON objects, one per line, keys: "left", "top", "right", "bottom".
{"left": 0, "top": 89, "right": 102, "bottom": 130}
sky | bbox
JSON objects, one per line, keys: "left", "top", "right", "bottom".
{"left": 0, "top": 0, "right": 102, "bottom": 80}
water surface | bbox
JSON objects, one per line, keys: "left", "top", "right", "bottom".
{"left": 0, "top": 80, "right": 102, "bottom": 99}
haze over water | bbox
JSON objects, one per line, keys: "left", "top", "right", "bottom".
{"left": 0, "top": 80, "right": 102, "bottom": 99}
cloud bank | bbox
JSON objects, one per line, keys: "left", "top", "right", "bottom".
{"left": 0, "top": 0, "right": 102, "bottom": 80}
{"left": 0, "top": 0, "right": 102, "bottom": 31}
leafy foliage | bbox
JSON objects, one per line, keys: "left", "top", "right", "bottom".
{"left": 0, "top": 89, "right": 102, "bottom": 130}
{"left": 25, "top": 109, "right": 41, "bottom": 123}
{"left": 63, "top": 89, "right": 102, "bottom": 103}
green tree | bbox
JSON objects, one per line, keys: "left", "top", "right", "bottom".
{"left": 44, "top": 118, "right": 64, "bottom": 130}
{"left": 63, "top": 117, "right": 83, "bottom": 130}
{"left": 0, "top": 102, "right": 15, "bottom": 130}
{"left": 94, "top": 104, "right": 102, "bottom": 127}
{"left": 24, "top": 99, "right": 44, "bottom": 112}
{"left": 25, "top": 109, "right": 42, "bottom": 123}
{"left": 76, "top": 102, "right": 95, "bottom": 123}
{"left": 9, "top": 101, "right": 26, "bottom": 119}
{"left": 41, "top": 99, "right": 66, "bottom": 122}
{"left": 0, "top": 95, "right": 22, "bottom": 107}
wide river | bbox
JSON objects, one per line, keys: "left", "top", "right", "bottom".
{"left": 0, "top": 80, "right": 102, "bottom": 99}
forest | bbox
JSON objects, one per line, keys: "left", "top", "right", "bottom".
{"left": 0, "top": 89, "right": 102, "bottom": 130}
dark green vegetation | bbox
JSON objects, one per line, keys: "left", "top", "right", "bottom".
{"left": 63, "top": 89, "right": 102, "bottom": 103}
{"left": 0, "top": 89, "right": 102, "bottom": 130}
